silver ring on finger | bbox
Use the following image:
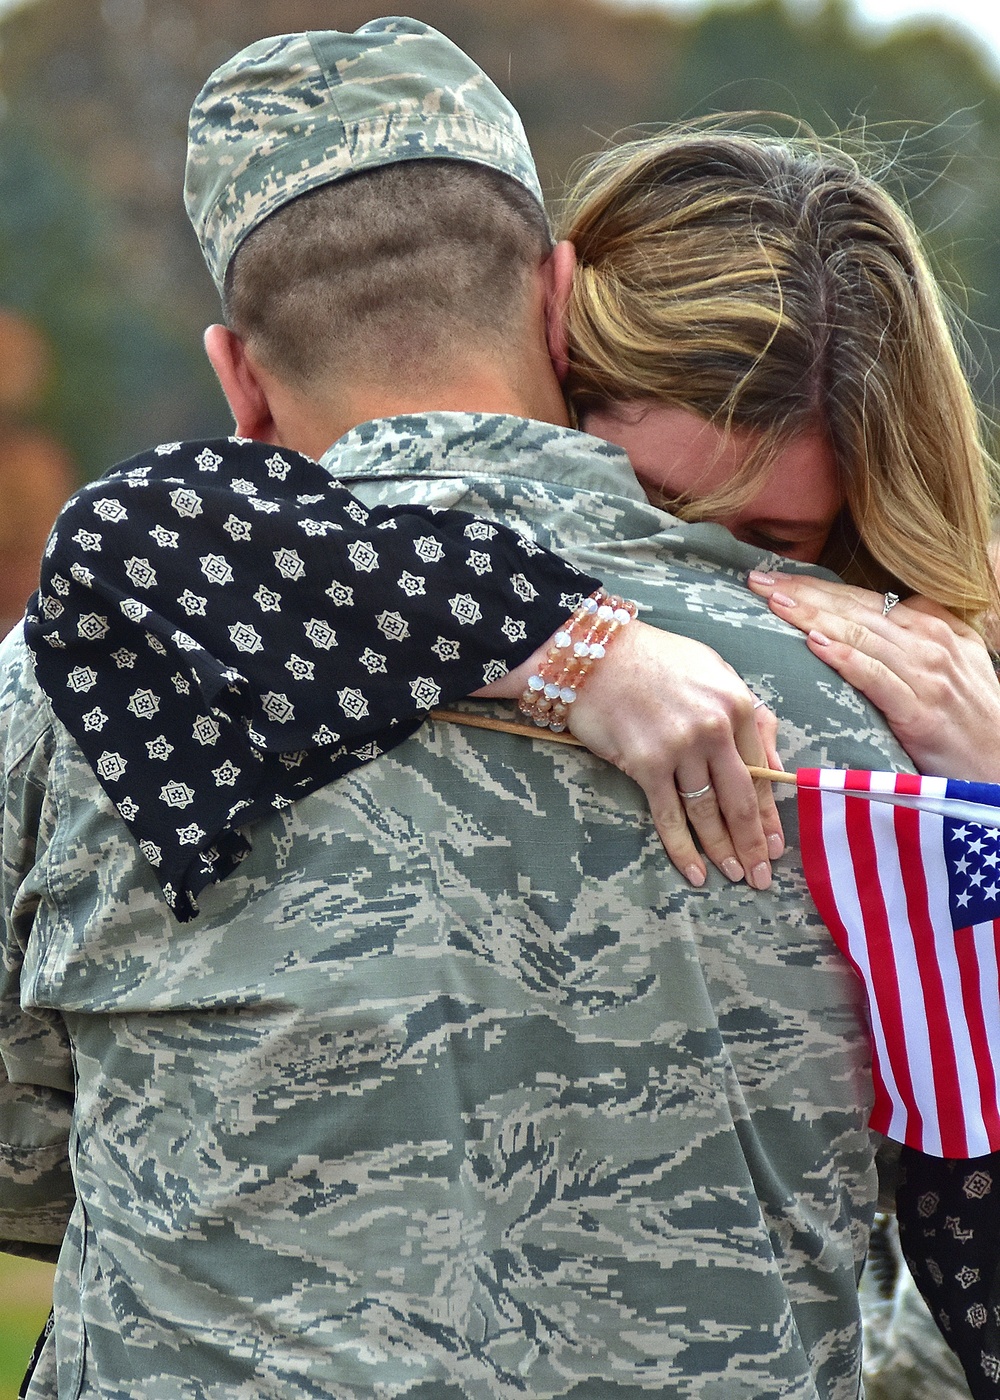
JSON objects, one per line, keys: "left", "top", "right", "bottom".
{"left": 752, "top": 697, "right": 768, "bottom": 710}
{"left": 882, "top": 591, "right": 900, "bottom": 617}
{"left": 679, "top": 782, "right": 713, "bottom": 801}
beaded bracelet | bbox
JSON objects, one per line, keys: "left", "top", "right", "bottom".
{"left": 517, "top": 588, "right": 638, "bottom": 732}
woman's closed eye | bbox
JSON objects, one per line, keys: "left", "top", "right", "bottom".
{"left": 737, "top": 525, "right": 827, "bottom": 558}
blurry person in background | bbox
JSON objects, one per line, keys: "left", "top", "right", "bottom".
{"left": 0, "top": 311, "right": 74, "bottom": 634}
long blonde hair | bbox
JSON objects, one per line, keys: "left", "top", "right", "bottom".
{"left": 559, "top": 126, "right": 999, "bottom": 626}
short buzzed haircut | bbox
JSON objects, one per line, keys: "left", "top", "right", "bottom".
{"left": 224, "top": 160, "right": 552, "bottom": 389}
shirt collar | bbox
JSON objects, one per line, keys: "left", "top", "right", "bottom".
{"left": 319, "top": 411, "right": 648, "bottom": 504}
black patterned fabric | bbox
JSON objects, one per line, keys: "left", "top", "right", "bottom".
{"left": 898, "top": 1145, "right": 1000, "bottom": 1399}
{"left": 24, "top": 437, "right": 597, "bottom": 920}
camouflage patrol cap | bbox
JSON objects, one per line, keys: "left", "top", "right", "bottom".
{"left": 185, "top": 16, "right": 545, "bottom": 293}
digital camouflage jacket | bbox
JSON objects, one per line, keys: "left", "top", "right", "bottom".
{"left": 1, "top": 412, "right": 911, "bottom": 1399}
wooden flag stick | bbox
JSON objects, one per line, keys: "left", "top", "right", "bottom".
{"left": 747, "top": 765, "right": 797, "bottom": 785}
{"left": 428, "top": 708, "right": 796, "bottom": 783}
{"left": 429, "top": 708, "right": 583, "bottom": 746}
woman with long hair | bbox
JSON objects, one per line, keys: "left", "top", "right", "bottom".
{"left": 559, "top": 123, "right": 1000, "bottom": 782}
{"left": 558, "top": 122, "right": 1000, "bottom": 1400}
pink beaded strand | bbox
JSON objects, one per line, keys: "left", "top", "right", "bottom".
{"left": 517, "top": 588, "right": 638, "bottom": 732}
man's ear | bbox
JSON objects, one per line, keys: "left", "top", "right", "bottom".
{"left": 203, "top": 325, "right": 277, "bottom": 441}
{"left": 541, "top": 240, "right": 577, "bottom": 385}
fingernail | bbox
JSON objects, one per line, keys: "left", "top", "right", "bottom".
{"left": 722, "top": 857, "right": 744, "bottom": 882}
{"left": 808, "top": 629, "right": 833, "bottom": 646}
{"left": 767, "top": 832, "right": 785, "bottom": 858}
{"left": 685, "top": 864, "right": 706, "bottom": 888}
{"left": 748, "top": 570, "right": 776, "bottom": 585}
{"left": 770, "top": 591, "right": 797, "bottom": 608}
{"left": 750, "top": 861, "right": 772, "bottom": 890}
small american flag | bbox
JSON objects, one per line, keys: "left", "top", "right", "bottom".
{"left": 797, "top": 768, "right": 1000, "bottom": 1158}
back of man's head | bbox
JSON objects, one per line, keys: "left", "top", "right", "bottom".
{"left": 185, "top": 18, "right": 552, "bottom": 392}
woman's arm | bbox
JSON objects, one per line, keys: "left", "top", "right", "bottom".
{"left": 23, "top": 438, "right": 785, "bottom": 920}
{"left": 746, "top": 570, "right": 1000, "bottom": 782}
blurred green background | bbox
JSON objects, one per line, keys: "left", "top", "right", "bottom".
{"left": 1, "top": 0, "right": 999, "bottom": 1381}
{"left": 0, "top": 1257, "right": 52, "bottom": 1398}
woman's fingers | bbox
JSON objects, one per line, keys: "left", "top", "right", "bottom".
{"left": 642, "top": 784, "right": 713, "bottom": 889}
{"left": 748, "top": 570, "right": 976, "bottom": 649}
{"left": 753, "top": 700, "right": 783, "bottom": 774}
{"left": 748, "top": 571, "right": 928, "bottom": 697}
{"left": 566, "top": 620, "right": 785, "bottom": 887}
{"left": 651, "top": 672, "right": 784, "bottom": 889}
{"left": 678, "top": 751, "right": 783, "bottom": 891}
{"left": 748, "top": 570, "right": 908, "bottom": 645}
{"left": 748, "top": 569, "right": 881, "bottom": 614}
{"left": 801, "top": 628, "right": 924, "bottom": 728}
{"left": 747, "top": 570, "right": 1000, "bottom": 781}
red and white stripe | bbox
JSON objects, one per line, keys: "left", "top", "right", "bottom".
{"left": 797, "top": 767, "right": 1000, "bottom": 1158}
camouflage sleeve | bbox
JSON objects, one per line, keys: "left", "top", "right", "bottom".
{"left": 0, "top": 1070, "right": 74, "bottom": 1263}
{"left": 0, "top": 656, "right": 75, "bottom": 1261}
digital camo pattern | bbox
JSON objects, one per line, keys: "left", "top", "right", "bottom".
{"left": 185, "top": 19, "right": 545, "bottom": 293}
{"left": 0, "top": 658, "right": 76, "bottom": 1271}
{"left": 1, "top": 411, "right": 917, "bottom": 1398}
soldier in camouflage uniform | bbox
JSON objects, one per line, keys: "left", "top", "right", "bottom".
{"left": 0, "top": 16, "right": 951, "bottom": 1399}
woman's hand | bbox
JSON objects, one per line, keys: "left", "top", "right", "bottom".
{"left": 481, "top": 619, "right": 785, "bottom": 889}
{"left": 747, "top": 570, "right": 1000, "bottom": 782}
{"left": 569, "top": 620, "right": 785, "bottom": 888}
